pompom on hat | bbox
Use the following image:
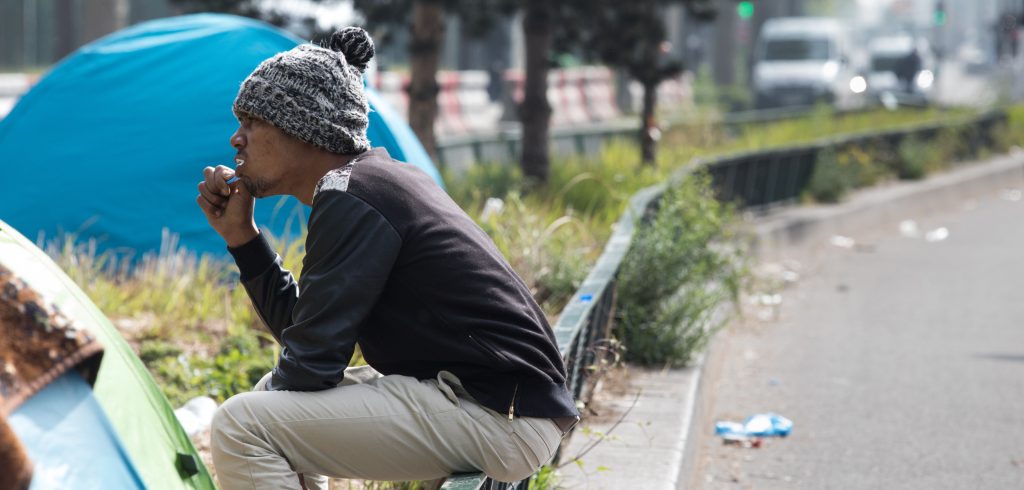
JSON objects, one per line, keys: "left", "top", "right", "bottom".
{"left": 233, "top": 27, "right": 375, "bottom": 155}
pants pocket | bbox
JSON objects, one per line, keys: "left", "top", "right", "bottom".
{"left": 521, "top": 417, "right": 560, "bottom": 460}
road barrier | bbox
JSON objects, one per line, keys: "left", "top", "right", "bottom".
{"left": 704, "top": 110, "right": 1007, "bottom": 209}
{"left": 436, "top": 105, "right": 877, "bottom": 172}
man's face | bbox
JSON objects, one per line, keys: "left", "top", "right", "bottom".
{"left": 229, "top": 114, "right": 303, "bottom": 198}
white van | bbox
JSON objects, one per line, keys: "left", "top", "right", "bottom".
{"left": 866, "top": 34, "right": 936, "bottom": 106}
{"left": 752, "top": 17, "right": 863, "bottom": 110}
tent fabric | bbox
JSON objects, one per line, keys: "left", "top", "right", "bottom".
{"left": 0, "top": 219, "right": 215, "bottom": 489}
{"left": 0, "top": 13, "right": 441, "bottom": 257}
{"left": 0, "top": 262, "right": 104, "bottom": 416}
{"left": 9, "top": 372, "right": 147, "bottom": 489}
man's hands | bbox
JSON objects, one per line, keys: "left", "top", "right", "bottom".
{"left": 196, "top": 165, "right": 259, "bottom": 248}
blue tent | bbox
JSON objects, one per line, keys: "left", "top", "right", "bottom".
{"left": 0, "top": 13, "right": 441, "bottom": 257}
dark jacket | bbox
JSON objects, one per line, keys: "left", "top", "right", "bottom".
{"left": 228, "top": 148, "right": 578, "bottom": 419}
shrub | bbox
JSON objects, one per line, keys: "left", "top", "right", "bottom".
{"left": 839, "top": 144, "right": 887, "bottom": 188}
{"left": 896, "top": 135, "right": 943, "bottom": 180}
{"left": 805, "top": 147, "right": 852, "bottom": 203}
{"left": 614, "top": 171, "right": 745, "bottom": 366}
{"left": 143, "top": 332, "right": 277, "bottom": 406}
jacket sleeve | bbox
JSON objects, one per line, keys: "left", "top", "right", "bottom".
{"left": 231, "top": 190, "right": 402, "bottom": 391}
{"left": 228, "top": 231, "right": 296, "bottom": 345}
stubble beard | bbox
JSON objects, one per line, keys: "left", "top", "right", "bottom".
{"left": 242, "top": 177, "right": 270, "bottom": 198}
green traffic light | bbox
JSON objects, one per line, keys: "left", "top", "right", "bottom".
{"left": 737, "top": 1, "right": 754, "bottom": 19}
{"left": 934, "top": 11, "right": 946, "bottom": 26}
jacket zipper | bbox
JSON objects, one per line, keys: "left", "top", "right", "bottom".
{"left": 508, "top": 382, "right": 519, "bottom": 421}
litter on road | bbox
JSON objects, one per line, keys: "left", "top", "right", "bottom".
{"left": 899, "top": 219, "right": 920, "bottom": 238}
{"left": 925, "top": 227, "right": 950, "bottom": 243}
{"left": 715, "top": 413, "right": 793, "bottom": 447}
{"left": 830, "top": 235, "right": 856, "bottom": 248}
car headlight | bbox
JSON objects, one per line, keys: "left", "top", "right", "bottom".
{"left": 821, "top": 61, "right": 839, "bottom": 80}
{"left": 849, "top": 76, "right": 867, "bottom": 94}
{"left": 915, "top": 70, "right": 934, "bottom": 90}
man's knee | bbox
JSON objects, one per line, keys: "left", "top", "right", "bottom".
{"left": 211, "top": 392, "right": 258, "bottom": 446}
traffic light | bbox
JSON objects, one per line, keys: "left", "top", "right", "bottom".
{"left": 737, "top": 1, "right": 754, "bottom": 20}
{"left": 934, "top": 0, "right": 947, "bottom": 26}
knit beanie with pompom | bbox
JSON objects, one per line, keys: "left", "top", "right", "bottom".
{"left": 233, "top": 26, "right": 375, "bottom": 155}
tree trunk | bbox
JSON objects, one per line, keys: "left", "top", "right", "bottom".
{"left": 640, "top": 79, "right": 659, "bottom": 165}
{"left": 520, "top": 0, "right": 553, "bottom": 185}
{"left": 409, "top": 0, "right": 444, "bottom": 161}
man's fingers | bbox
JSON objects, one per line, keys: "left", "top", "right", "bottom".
{"left": 214, "top": 165, "right": 235, "bottom": 196}
{"left": 203, "top": 165, "right": 234, "bottom": 197}
{"left": 197, "top": 181, "right": 227, "bottom": 208}
{"left": 195, "top": 194, "right": 222, "bottom": 218}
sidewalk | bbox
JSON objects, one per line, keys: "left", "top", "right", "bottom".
{"left": 554, "top": 150, "right": 1024, "bottom": 489}
{"left": 556, "top": 365, "right": 707, "bottom": 489}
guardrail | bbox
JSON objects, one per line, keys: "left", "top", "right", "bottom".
{"left": 438, "top": 108, "right": 1008, "bottom": 490}
{"left": 434, "top": 105, "right": 874, "bottom": 172}
{"left": 704, "top": 109, "right": 1007, "bottom": 209}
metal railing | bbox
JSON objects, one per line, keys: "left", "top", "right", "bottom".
{"left": 434, "top": 105, "right": 873, "bottom": 172}
{"left": 704, "top": 109, "right": 1007, "bottom": 209}
{"left": 439, "top": 108, "right": 1008, "bottom": 490}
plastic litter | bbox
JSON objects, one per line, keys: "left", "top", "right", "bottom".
{"left": 174, "top": 396, "right": 218, "bottom": 438}
{"left": 899, "top": 220, "right": 920, "bottom": 238}
{"left": 715, "top": 413, "right": 793, "bottom": 444}
{"left": 1001, "top": 189, "right": 1022, "bottom": 202}
{"left": 755, "top": 293, "right": 783, "bottom": 321}
{"left": 830, "top": 235, "right": 856, "bottom": 249}
{"left": 924, "top": 227, "right": 949, "bottom": 243}
{"left": 781, "top": 270, "right": 800, "bottom": 283}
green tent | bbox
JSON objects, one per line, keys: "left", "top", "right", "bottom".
{"left": 0, "top": 219, "right": 215, "bottom": 489}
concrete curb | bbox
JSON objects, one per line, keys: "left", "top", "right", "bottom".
{"left": 561, "top": 152, "right": 1024, "bottom": 490}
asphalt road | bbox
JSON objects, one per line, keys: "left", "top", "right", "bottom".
{"left": 693, "top": 189, "right": 1024, "bottom": 489}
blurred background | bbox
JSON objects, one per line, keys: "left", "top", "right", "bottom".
{"left": 2, "top": 0, "right": 1022, "bottom": 158}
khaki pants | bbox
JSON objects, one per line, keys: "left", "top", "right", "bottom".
{"left": 210, "top": 366, "right": 563, "bottom": 489}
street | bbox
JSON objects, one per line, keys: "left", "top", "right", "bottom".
{"left": 694, "top": 187, "right": 1024, "bottom": 489}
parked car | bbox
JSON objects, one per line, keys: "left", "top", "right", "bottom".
{"left": 752, "top": 17, "right": 865, "bottom": 110}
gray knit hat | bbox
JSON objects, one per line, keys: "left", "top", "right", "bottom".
{"left": 233, "top": 27, "right": 375, "bottom": 155}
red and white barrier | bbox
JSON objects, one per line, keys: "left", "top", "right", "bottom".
{"left": 581, "top": 67, "right": 619, "bottom": 122}
{"left": 557, "top": 69, "right": 590, "bottom": 126}
{"left": 373, "top": 70, "right": 500, "bottom": 136}
{"left": 373, "top": 66, "right": 635, "bottom": 135}
{"left": 435, "top": 71, "right": 466, "bottom": 135}
{"left": 628, "top": 72, "right": 695, "bottom": 116}
{"left": 657, "top": 72, "right": 694, "bottom": 114}
{"left": 450, "top": 70, "right": 497, "bottom": 134}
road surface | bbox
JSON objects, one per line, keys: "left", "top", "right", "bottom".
{"left": 693, "top": 187, "right": 1024, "bottom": 489}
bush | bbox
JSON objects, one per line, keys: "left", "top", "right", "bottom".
{"left": 840, "top": 144, "right": 887, "bottom": 188}
{"left": 143, "top": 332, "right": 277, "bottom": 406}
{"left": 805, "top": 147, "right": 853, "bottom": 203}
{"left": 614, "top": 171, "right": 745, "bottom": 366}
{"left": 896, "top": 135, "right": 943, "bottom": 180}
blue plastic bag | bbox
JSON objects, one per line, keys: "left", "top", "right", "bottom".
{"left": 715, "top": 413, "right": 793, "bottom": 438}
